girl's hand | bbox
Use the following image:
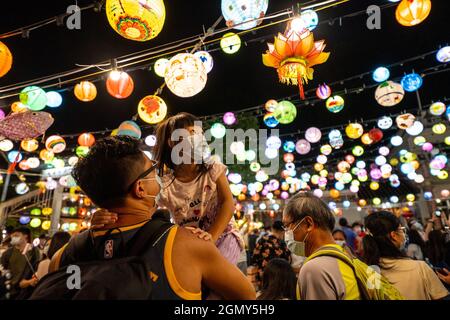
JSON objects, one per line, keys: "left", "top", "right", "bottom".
{"left": 90, "top": 209, "right": 118, "bottom": 230}
{"left": 186, "top": 227, "right": 213, "bottom": 242}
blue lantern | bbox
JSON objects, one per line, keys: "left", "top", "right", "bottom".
{"left": 300, "top": 10, "right": 319, "bottom": 31}
{"left": 46, "top": 91, "right": 63, "bottom": 108}
{"left": 8, "top": 150, "right": 22, "bottom": 163}
{"left": 446, "top": 106, "right": 450, "bottom": 122}
{"left": 221, "top": 0, "right": 269, "bottom": 31}
{"left": 401, "top": 73, "right": 423, "bottom": 92}
{"left": 283, "top": 141, "right": 296, "bottom": 153}
{"left": 424, "top": 191, "right": 433, "bottom": 201}
{"left": 19, "top": 216, "right": 31, "bottom": 225}
{"left": 263, "top": 113, "right": 279, "bottom": 128}
{"left": 372, "top": 67, "right": 390, "bottom": 83}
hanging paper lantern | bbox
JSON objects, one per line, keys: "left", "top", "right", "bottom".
{"left": 298, "top": 9, "right": 319, "bottom": 31}
{"left": 27, "top": 157, "right": 40, "bottom": 169}
{"left": 422, "top": 142, "right": 433, "bottom": 152}
{"left": 396, "top": 0, "right": 431, "bottom": 27}
{"left": 41, "top": 221, "right": 51, "bottom": 231}
{"left": 368, "top": 128, "right": 383, "bottom": 142}
{"left": 194, "top": 51, "right": 214, "bottom": 74}
{"left": 391, "top": 136, "right": 403, "bottom": 146}
{"left": 30, "top": 218, "right": 41, "bottom": 228}
{"left": 105, "top": 0, "right": 165, "bottom": 41}
{"left": 266, "top": 136, "right": 282, "bottom": 149}
{"left": 429, "top": 102, "right": 446, "bottom": 116}
{"left": 396, "top": 113, "right": 415, "bottom": 129}
{"left": 11, "top": 101, "right": 28, "bottom": 113}
{"left": 0, "top": 139, "right": 13, "bottom": 152}
{"left": 220, "top": 32, "right": 241, "bottom": 54}
{"left": 372, "top": 67, "right": 390, "bottom": 83}
{"left": 295, "top": 139, "right": 311, "bottom": 155}
{"left": 117, "top": 120, "right": 141, "bottom": 139}
{"left": 320, "top": 144, "right": 332, "bottom": 155}
{"left": 154, "top": 58, "right": 169, "bottom": 77}
{"left": 401, "top": 73, "right": 423, "bottom": 92}
{"left": 106, "top": 71, "right": 134, "bottom": 99}
{"left": 316, "top": 83, "right": 331, "bottom": 100}
{"left": 18, "top": 160, "right": 30, "bottom": 171}
{"left": 138, "top": 95, "right": 167, "bottom": 124}
{"left": 436, "top": 46, "right": 450, "bottom": 63}
{"left": 263, "top": 113, "right": 279, "bottom": 128}
{"left": 337, "top": 161, "right": 350, "bottom": 173}
{"left": 40, "top": 149, "right": 54, "bottom": 162}
{"left": 165, "top": 53, "right": 207, "bottom": 98}
{"left": 305, "top": 127, "right": 322, "bottom": 143}
{"left": 361, "top": 133, "right": 373, "bottom": 145}
{"left": 19, "top": 86, "right": 47, "bottom": 111}
{"left": 19, "top": 216, "right": 31, "bottom": 225}
{"left": 370, "top": 182, "right": 380, "bottom": 191}
{"left": 77, "top": 133, "right": 95, "bottom": 147}
{"left": 273, "top": 100, "right": 297, "bottom": 124}
{"left": 377, "top": 116, "right": 393, "bottom": 130}
{"left": 223, "top": 112, "right": 236, "bottom": 126}
{"left": 15, "top": 182, "right": 29, "bottom": 195}
{"left": 406, "top": 121, "right": 424, "bottom": 136}
{"left": 326, "top": 96, "right": 344, "bottom": 113}
{"left": 283, "top": 153, "right": 294, "bottom": 163}
{"left": 262, "top": 28, "right": 330, "bottom": 99}
{"left": 45, "top": 91, "right": 63, "bottom": 108}
{"left": 21, "top": 139, "right": 39, "bottom": 152}
{"left": 0, "top": 41, "right": 12, "bottom": 78}
{"left": 8, "top": 150, "right": 22, "bottom": 163}
{"left": 221, "top": 0, "right": 268, "bottom": 30}
{"left": 265, "top": 100, "right": 278, "bottom": 113}
{"left": 375, "top": 81, "right": 404, "bottom": 107}
{"left": 210, "top": 123, "right": 226, "bottom": 139}
{"left": 45, "top": 136, "right": 66, "bottom": 153}
{"left": 432, "top": 123, "right": 446, "bottom": 135}
{"left": 372, "top": 198, "right": 381, "bottom": 206}
{"left": 345, "top": 123, "right": 364, "bottom": 139}
{"left": 76, "top": 146, "right": 90, "bottom": 157}
{"left": 74, "top": 81, "right": 97, "bottom": 102}
{"left": 282, "top": 141, "right": 295, "bottom": 153}
{"left": 352, "top": 146, "right": 364, "bottom": 156}
{"left": 414, "top": 136, "right": 426, "bottom": 146}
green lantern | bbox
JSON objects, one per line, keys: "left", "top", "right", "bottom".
{"left": 19, "top": 86, "right": 47, "bottom": 111}
{"left": 76, "top": 146, "right": 90, "bottom": 158}
{"left": 274, "top": 100, "right": 297, "bottom": 124}
{"left": 69, "top": 207, "right": 77, "bottom": 216}
{"left": 30, "top": 208, "right": 41, "bottom": 216}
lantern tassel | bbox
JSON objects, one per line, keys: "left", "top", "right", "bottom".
{"left": 298, "top": 74, "right": 305, "bottom": 100}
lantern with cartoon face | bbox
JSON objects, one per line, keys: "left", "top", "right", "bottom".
{"left": 377, "top": 116, "right": 393, "bottom": 130}
{"left": 375, "top": 81, "right": 404, "bottom": 107}
{"left": 138, "top": 95, "right": 168, "bottom": 124}
{"left": 345, "top": 123, "right": 364, "bottom": 139}
{"left": 396, "top": 113, "right": 416, "bottom": 129}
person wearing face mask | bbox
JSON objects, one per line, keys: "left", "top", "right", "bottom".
{"left": 282, "top": 192, "right": 362, "bottom": 300}
{"left": 362, "top": 211, "right": 449, "bottom": 300}
{"left": 0, "top": 227, "right": 39, "bottom": 299}
{"left": 45, "top": 136, "right": 255, "bottom": 300}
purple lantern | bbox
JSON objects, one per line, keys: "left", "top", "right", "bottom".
{"left": 281, "top": 191, "right": 289, "bottom": 199}
{"left": 370, "top": 168, "right": 382, "bottom": 180}
{"left": 422, "top": 142, "right": 433, "bottom": 152}
{"left": 223, "top": 112, "right": 236, "bottom": 125}
{"left": 305, "top": 127, "right": 322, "bottom": 143}
{"left": 295, "top": 139, "right": 311, "bottom": 155}
{"left": 0, "top": 108, "right": 5, "bottom": 120}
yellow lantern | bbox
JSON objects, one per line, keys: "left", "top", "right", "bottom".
{"left": 138, "top": 95, "right": 167, "bottom": 124}
{"left": 42, "top": 207, "right": 53, "bottom": 216}
{"left": 345, "top": 123, "right": 364, "bottom": 139}
{"left": 105, "top": 0, "right": 165, "bottom": 41}
{"left": 390, "top": 158, "right": 399, "bottom": 166}
{"left": 0, "top": 41, "right": 12, "bottom": 78}
{"left": 396, "top": 0, "right": 431, "bottom": 27}
{"left": 11, "top": 101, "right": 27, "bottom": 113}
{"left": 220, "top": 32, "right": 241, "bottom": 54}
{"left": 370, "top": 182, "right": 380, "bottom": 191}
{"left": 314, "top": 163, "right": 324, "bottom": 171}
{"left": 238, "top": 193, "right": 246, "bottom": 201}
{"left": 438, "top": 170, "right": 448, "bottom": 180}
{"left": 358, "top": 199, "right": 367, "bottom": 207}
{"left": 41, "top": 221, "right": 51, "bottom": 231}
{"left": 40, "top": 149, "right": 54, "bottom": 162}
{"left": 373, "top": 198, "right": 381, "bottom": 205}
{"left": 330, "top": 189, "right": 340, "bottom": 199}
{"left": 361, "top": 133, "right": 373, "bottom": 145}
{"left": 406, "top": 194, "right": 416, "bottom": 202}
{"left": 21, "top": 139, "right": 39, "bottom": 152}
{"left": 432, "top": 123, "right": 446, "bottom": 135}
{"left": 74, "top": 81, "right": 97, "bottom": 102}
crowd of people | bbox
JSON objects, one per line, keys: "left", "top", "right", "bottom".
{"left": 0, "top": 112, "right": 449, "bottom": 300}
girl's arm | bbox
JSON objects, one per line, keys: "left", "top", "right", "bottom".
{"left": 208, "top": 172, "right": 235, "bottom": 242}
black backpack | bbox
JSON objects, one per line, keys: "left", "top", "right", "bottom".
{"left": 30, "top": 217, "right": 173, "bottom": 300}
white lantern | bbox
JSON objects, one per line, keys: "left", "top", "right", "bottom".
{"left": 165, "top": 53, "right": 207, "bottom": 97}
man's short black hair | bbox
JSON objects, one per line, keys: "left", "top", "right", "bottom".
{"left": 284, "top": 192, "right": 335, "bottom": 232}
{"left": 72, "top": 136, "right": 146, "bottom": 207}
{"left": 12, "top": 227, "right": 32, "bottom": 242}
{"left": 339, "top": 217, "right": 349, "bottom": 227}
{"left": 272, "top": 220, "right": 284, "bottom": 232}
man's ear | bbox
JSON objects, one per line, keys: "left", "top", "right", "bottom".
{"left": 305, "top": 216, "right": 315, "bottom": 231}
{"left": 131, "top": 181, "right": 144, "bottom": 199}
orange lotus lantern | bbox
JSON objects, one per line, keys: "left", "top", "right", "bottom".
{"left": 262, "top": 25, "right": 330, "bottom": 99}
{"left": 396, "top": 0, "right": 431, "bottom": 27}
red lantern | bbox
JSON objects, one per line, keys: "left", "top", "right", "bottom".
{"left": 283, "top": 153, "right": 294, "bottom": 163}
{"left": 78, "top": 133, "right": 96, "bottom": 147}
{"left": 106, "top": 71, "right": 134, "bottom": 99}
{"left": 369, "top": 128, "right": 383, "bottom": 143}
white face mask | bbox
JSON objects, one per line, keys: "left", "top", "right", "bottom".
{"left": 186, "top": 133, "right": 211, "bottom": 163}
{"left": 10, "top": 236, "right": 23, "bottom": 246}
{"left": 284, "top": 217, "right": 310, "bottom": 257}
{"left": 335, "top": 240, "right": 346, "bottom": 247}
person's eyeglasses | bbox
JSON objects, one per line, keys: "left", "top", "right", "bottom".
{"left": 397, "top": 226, "right": 407, "bottom": 234}
{"left": 127, "top": 160, "right": 158, "bottom": 191}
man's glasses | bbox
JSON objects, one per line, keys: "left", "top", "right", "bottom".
{"left": 127, "top": 160, "right": 158, "bottom": 192}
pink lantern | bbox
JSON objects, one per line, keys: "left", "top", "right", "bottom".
{"left": 345, "top": 154, "right": 355, "bottom": 164}
{"left": 281, "top": 191, "right": 289, "bottom": 199}
{"left": 283, "top": 153, "right": 294, "bottom": 163}
{"left": 357, "top": 169, "right": 368, "bottom": 178}
{"left": 422, "top": 142, "right": 433, "bottom": 152}
{"left": 441, "top": 189, "right": 450, "bottom": 198}
{"left": 295, "top": 139, "right": 311, "bottom": 155}
{"left": 223, "top": 112, "right": 236, "bottom": 125}
{"left": 0, "top": 108, "right": 5, "bottom": 120}
{"left": 370, "top": 168, "right": 382, "bottom": 180}
{"left": 337, "top": 161, "right": 350, "bottom": 173}
{"left": 269, "top": 179, "right": 280, "bottom": 191}
{"left": 316, "top": 83, "right": 331, "bottom": 100}
{"left": 313, "top": 189, "right": 323, "bottom": 198}
{"left": 305, "top": 127, "right": 322, "bottom": 143}
{"left": 430, "top": 159, "right": 445, "bottom": 170}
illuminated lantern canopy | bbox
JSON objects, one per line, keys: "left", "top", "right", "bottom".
{"left": 375, "top": 81, "right": 404, "bottom": 107}
{"left": 165, "top": 53, "right": 207, "bottom": 98}
{"left": 274, "top": 100, "right": 297, "bottom": 124}
{"left": 20, "top": 86, "right": 47, "bottom": 111}
{"left": 45, "top": 135, "right": 66, "bottom": 154}
{"left": 106, "top": 71, "right": 134, "bottom": 99}
{"left": 74, "top": 81, "right": 97, "bottom": 102}
{"left": 105, "top": 0, "right": 166, "bottom": 41}
{"left": 117, "top": 120, "right": 141, "bottom": 139}
{"left": 21, "top": 139, "right": 39, "bottom": 152}
{"left": 316, "top": 83, "right": 331, "bottom": 100}
{"left": 396, "top": 0, "right": 431, "bottom": 27}
{"left": 45, "top": 91, "right": 63, "bottom": 108}
{"left": 220, "top": 32, "right": 241, "bottom": 54}
{"left": 138, "top": 95, "right": 167, "bottom": 124}
{"left": 221, "top": 0, "right": 269, "bottom": 30}
{"left": 262, "top": 27, "right": 330, "bottom": 99}
{"left": 326, "top": 96, "right": 344, "bottom": 113}
{"left": 0, "top": 41, "right": 12, "bottom": 78}
{"left": 401, "top": 73, "right": 423, "bottom": 92}
{"left": 78, "top": 133, "right": 96, "bottom": 147}
{"left": 305, "top": 127, "right": 322, "bottom": 143}
{"left": 194, "top": 51, "right": 214, "bottom": 74}
{"left": 345, "top": 123, "right": 364, "bottom": 139}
